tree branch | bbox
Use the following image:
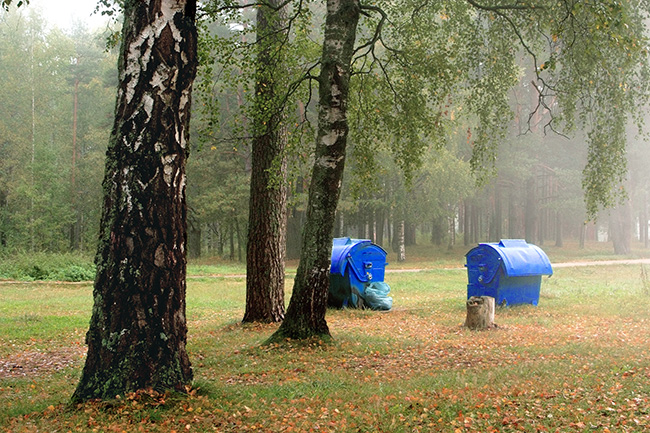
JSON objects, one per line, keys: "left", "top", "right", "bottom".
{"left": 201, "top": 0, "right": 293, "bottom": 16}
{"left": 466, "top": 0, "right": 565, "bottom": 136}
{"left": 465, "top": 0, "right": 543, "bottom": 12}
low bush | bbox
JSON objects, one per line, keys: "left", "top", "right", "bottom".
{"left": 0, "top": 252, "right": 95, "bottom": 282}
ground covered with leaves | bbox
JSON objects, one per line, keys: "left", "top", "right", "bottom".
{"left": 1, "top": 251, "right": 649, "bottom": 432}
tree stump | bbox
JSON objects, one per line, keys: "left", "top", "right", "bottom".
{"left": 464, "top": 296, "right": 496, "bottom": 330}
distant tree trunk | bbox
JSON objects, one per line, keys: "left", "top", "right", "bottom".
{"left": 396, "top": 219, "right": 406, "bottom": 262}
{"left": 357, "top": 204, "right": 368, "bottom": 238}
{"left": 554, "top": 211, "right": 563, "bottom": 247}
{"left": 29, "top": 27, "right": 35, "bottom": 253}
{"left": 537, "top": 177, "right": 547, "bottom": 246}
{"left": 494, "top": 183, "right": 502, "bottom": 241}
{"left": 448, "top": 214, "right": 455, "bottom": 250}
{"left": 286, "top": 208, "right": 304, "bottom": 259}
{"left": 376, "top": 207, "right": 385, "bottom": 246}
{"left": 463, "top": 200, "right": 470, "bottom": 246}
{"left": 391, "top": 217, "right": 399, "bottom": 252}
{"left": 405, "top": 222, "right": 416, "bottom": 246}
{"left": 641, "top": 192, "right": 648, "bottom": 248}
{"left": 508, "top": 191, "right": 517, "bottom": 238}
{"left": 525, "top": 178, "right": 536, "bottom": 243}
{"left": 215, "top": 222, "right": 225, "bottom": 256}
{"left": 471, "top": 203, "right": 481, "bottom": 244}
{"left": 229, "top": 218, "right": 235, "bottom": 260}
{"left": 579, "top": 222, "right": 586, "bottom": 249}
{"left": 362, "top": 209, "right": 370, "bottom": 240}
{"left": 73, "top": 0, "right": 197, "bottom": 402}
{"left": 70, "top": 77, "right": 80, "bottom": 251}
{"left": 431, "top": 214, "right": 445, "bottom": 245}
{"left": 188, "top": 220, "right": 201, "bottom": 259}
{"left": 0, "top": 189, "right": 7, "bottom": 247}
{"left": 269, "top": 0, "right": 360, "bottom": 341}
{"left": 387, "top": 210, "right": 392, "bottom": 247}
{"left": 286, "top": 178, "right": 305, "bottom": 259}
{"left": 236, "top": 217, "right": 244, "bottom": 262}
{"left": 286, "top": 103, "right": 307, "bottom": 257}
{"left": 639, "top": 209, "right": 648, "bottom": 248}
{"left": 611, "top": 200, "right": 632, "bottom": 255}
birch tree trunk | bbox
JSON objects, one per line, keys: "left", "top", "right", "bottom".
{"left": 244, "top": 0, "right": 289, "bottom": 323}
{"left": 269, "top": 0, "right": 360, "bottom": 341}
{"left": 73, "top": 0, "right": 197, "bottom": 401}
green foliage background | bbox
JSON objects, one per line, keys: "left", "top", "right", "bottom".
{"left": 2, "top": 0, "right": 650, "bottom": 276}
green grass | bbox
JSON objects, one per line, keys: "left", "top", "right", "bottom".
{"left": 1, "top": 243, "right": 650, "bottom": 431}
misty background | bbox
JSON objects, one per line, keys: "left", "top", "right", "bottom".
{"left": 1, "top": 4, "right": 648, "bottom": 262}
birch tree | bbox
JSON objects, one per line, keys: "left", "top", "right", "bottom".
{"left": 269, "top": 0, "right": 361, "bottom": 340}
{"left": 73, "top": 0, "right": 198, "bottom": 401}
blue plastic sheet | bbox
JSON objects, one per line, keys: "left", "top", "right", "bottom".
{"left": 363, "top": 281, "right": 393, "bottom": 311}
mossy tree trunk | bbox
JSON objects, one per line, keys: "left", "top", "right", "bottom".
{"left": 269, "top": 0, "right": 360, "bottom": 341}
{"left": 243, "top": 0, "right": 289, "bottom": 324}
{"left": 73, "top": 0, "right": 197, "bottom": 402}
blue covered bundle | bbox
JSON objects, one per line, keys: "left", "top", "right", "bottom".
{"left": 328, "top": 237, "right": 393, "bottom": 311}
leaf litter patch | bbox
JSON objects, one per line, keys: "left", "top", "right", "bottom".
{"left": 0, "top": 346, "right": 86, "bottom": 378}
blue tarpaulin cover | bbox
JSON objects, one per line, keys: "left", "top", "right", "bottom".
{"left": 465, "top": 239, "right": 553, "bottom": 306}
{"left": 329, "top": 237, "right": 392, "bottom": 310}
{"left": 486, "top": 239, "right": 552, "bottom": 277}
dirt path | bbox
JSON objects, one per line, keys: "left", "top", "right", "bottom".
{"left": 386, "top": 258, "right": 650, "bottom": 273}
{"left": 550, "top": 258, "right": 650, "bottom": 268}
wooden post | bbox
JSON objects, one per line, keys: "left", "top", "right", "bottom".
{"left": 464, "top": 296, "right": 496, "bottom": 330}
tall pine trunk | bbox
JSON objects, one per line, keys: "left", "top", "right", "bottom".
{"left": 244, "top": 0, "right": 289, "bottom": 323}
{"left": 269, "top": 0, "right": 360, "bottom": 341}
{"left": 73, "top": 0, "right": 197, "bottom": 402}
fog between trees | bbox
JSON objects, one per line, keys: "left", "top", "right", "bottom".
{"left": 1, "top": 3, "right": 648, "bottom": 260}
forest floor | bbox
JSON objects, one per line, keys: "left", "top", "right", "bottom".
{"left": 1, "top": 243, "right": 650, "bottom": 432}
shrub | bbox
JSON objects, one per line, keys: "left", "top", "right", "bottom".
{"left": 0, "top": 252, "right": 95, "bottom": 282}
{"left": 53, "top": 264, "right": 96, "bottom": 282}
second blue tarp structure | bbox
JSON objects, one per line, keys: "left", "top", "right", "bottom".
{"left": 329, "top": 237, "right": 393, "bottom": 310}
{"left": 465, "top": 239, "right": 553, "bottom": 306}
